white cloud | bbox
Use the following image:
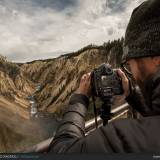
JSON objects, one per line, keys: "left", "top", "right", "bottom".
{"left": 0, "top": 0, "right": 145, "bottom": 62}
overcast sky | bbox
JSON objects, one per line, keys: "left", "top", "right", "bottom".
{"left": 0, "top": 0, "right": 145, "bottom": 62}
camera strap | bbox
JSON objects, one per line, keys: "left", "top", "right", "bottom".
{"left": 92, "top": 95, "right": 98, "bottom": 129}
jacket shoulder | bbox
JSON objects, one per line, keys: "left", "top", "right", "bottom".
{"left": 69, "top": 116, "right": 160, "bottom": 153}
{"left": 100, "top": 116, "right": 160, "bottom": 152}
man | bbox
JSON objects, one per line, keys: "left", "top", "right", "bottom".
{"left": 49, "top": 0, "right": 160, "bottom": 153}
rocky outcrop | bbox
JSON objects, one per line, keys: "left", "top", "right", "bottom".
{"left": 0, "top": 39, "right": 124, "bottom": 116}
{"left": 0, "top": 39, "right": 124, "bottom": 152}
{"left": 0, "top": 58, "right": 35, "bottom": 119}
{"left": 20, "top": 39, "right": 124, "bottom": 115}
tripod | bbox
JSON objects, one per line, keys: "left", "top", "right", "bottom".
{"left": 92, "top": 88, "right": 113, "bottom": 127}
{"left": 100, "top": 88, "right": 113, "bottom": 126}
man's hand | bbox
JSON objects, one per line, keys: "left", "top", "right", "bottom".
{"left": 76, "top": 69, "right": 130, "bottom": 98}
{"left": 76, "top": 73, "right": 91, "bottom": 98}
{"left": 117, "top": 69, "right": 130, "bottom": 97}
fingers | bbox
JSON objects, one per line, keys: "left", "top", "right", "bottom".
{"left": 81, "top": 73, "right": 91, "bottom": 81}
{"left": 117, "top": 69, "right": 128, "bottom": 83}
{"left": 86, "top": 72, "right": 91, "bottom": 80}
{"left": 117, "top": 69, "right": 130, "bottom": 97}
{"left": 77, "top": 73, "right": 91, "bottom": 98}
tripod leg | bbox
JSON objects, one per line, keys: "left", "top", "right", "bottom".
{"left": 100, "top": 100, "right": 112, "bottom": 126}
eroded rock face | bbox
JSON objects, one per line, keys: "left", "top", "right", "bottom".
{"left": 21, "top": 48, "right": 107, "bottom": 113}
{"left": 0, "top": 39, "right": 123, "bottom": 152}
{"left": 0, "top": 106, "right": 50, "bottom": 153}
{"left": 0, "top": 122, "right": 24, "bottom": 153}
{"left": 20, "top": 45, "right": 122, "bottom": 114}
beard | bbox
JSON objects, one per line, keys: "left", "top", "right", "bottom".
{"left": 135, "top": 58, "right": 157, "bottom": 111}
{"left": 135, "top": 60, "right": 154, "bottom": 110}
{"left": 136, "top": 75, "right": 153, "bottom": 108}
{"left": 131, "top": 59, "right": 160, "bottom": 115}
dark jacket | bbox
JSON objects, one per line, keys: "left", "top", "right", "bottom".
{"left": 49, "top": 71, "right": 160, "bottom": 153}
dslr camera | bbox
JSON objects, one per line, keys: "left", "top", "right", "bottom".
{"left": 91, "top": 63, "right": 123, "bottom": 99}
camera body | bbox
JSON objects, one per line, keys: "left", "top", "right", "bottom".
{"left": 91, "top": 63, "right": 123, "bottom": 99}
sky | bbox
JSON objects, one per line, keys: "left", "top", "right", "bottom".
{"left": 0, "top": 0, "right": 145, "bottom": 62}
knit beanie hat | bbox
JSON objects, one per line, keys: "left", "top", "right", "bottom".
{"left": 122, "top": 0, "right": 160, "bottom": 62}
